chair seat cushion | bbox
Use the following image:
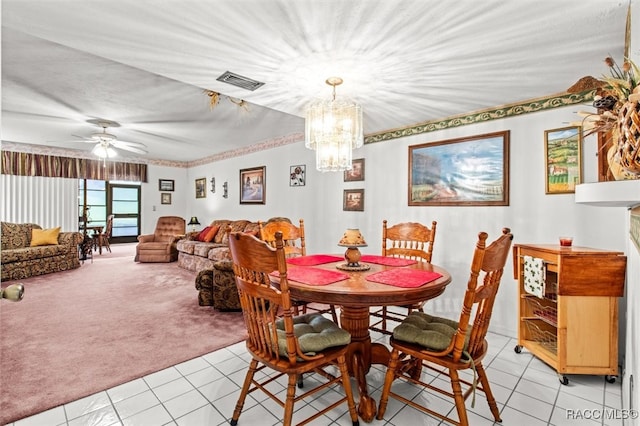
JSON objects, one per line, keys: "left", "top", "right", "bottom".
{"left": 393, "top": 312, "right": 469, "bottom": 352}
{"left": 275, "top": 313, "right": 350, "bottom": 356}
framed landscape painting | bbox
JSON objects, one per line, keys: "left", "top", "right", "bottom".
{"left": 544, "top": 126, "right": 582, "bottom": 194}
{"left": 240, "top": 166, "right": 266, "bottom": 204}
{"left": 408, "top": 130, "right": 510, "bottom": 206}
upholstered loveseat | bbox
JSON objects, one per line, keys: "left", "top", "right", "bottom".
{"left": 1, "top": 222, "right": 83, "bottom": 281}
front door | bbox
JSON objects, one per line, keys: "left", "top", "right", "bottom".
{"left": 108, "top": 183, "right": 141, "bottom": 243}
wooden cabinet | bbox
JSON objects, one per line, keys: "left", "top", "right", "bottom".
{"left": 513, "top": 244, "right": 626, "bottom": 384}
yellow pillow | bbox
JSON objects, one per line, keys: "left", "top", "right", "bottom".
{"left": 30, "top": 227, "right": 61, "bottom": 247}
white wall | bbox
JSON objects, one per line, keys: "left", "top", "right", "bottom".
{"left": 184, "top": 105, "right": 628, "bottom": 338}
{"left": 139, "top": 164, "right": 189, "bottom": 235}
{"left": 624, "top": 222, "right": 639, "bottom": 419}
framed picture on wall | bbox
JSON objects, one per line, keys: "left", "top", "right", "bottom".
{"left": 544, "top": 126, "right": 582, "bottom": 194}
{"left": 408, "top": 130, "right": 510, "bottom": 206}
{"left": 240, "top": 166, "right": 266, "bottom": 204}
{"left": 161, "top": 193, "right": 172, "bottom": 205}
{"left": 290, "top": 165, "right": 306, "bottom": 186}
{"left": 159, "top": 179, "right": 174, "bottom": 191}
{"left": 344, "top": 158, "right": 365, "bottom": 182}
{"left": 195, "top": 177, "right": 206, "bottom": 198}
{"left": 343, "top": 189, "right": 364, "bottom": 211}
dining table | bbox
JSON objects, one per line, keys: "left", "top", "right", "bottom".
{"left": 80, "top": 225, "right": 104, "bottom": 254}
{"left": 280, "top": 253, "right": 452, "bottom": 423}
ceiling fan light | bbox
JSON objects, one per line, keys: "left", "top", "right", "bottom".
{"left": 92, "top": 144, "right": 117, "bottom": 158}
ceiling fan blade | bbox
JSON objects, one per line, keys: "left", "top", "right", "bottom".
{"left": 112, "top": 140, "right": 147, "bottom": 149}
{"left": 113, "top": 143, "right": 148, "bottom": 155}
{"left": 46, "top": 138, "right": 93, "bottom": 144}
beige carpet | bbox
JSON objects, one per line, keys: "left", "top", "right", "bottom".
{"left": 0, "top": 243, "right": 246, "bottom": 424}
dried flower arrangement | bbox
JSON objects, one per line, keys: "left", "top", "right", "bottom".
{"left": 573, "top": 57, "right": 640, "bottom": 136}
{"left": 569, "top": 57, "right": 640, "bottom": 177}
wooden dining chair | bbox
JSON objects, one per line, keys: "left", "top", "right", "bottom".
{"left": 227, "top": 230, "right": 360, "bottom": 426}
{"left": 92, "top": 214, "right": 114, "bottom": 253}
{"left": 369, "top": 219, "right": 437, "bottom": 334}
{"left": 259, "top": 218, "right": 339, "bottom": 323}
{"left": 376, "top": 228, "right": 513, "bottom": 426}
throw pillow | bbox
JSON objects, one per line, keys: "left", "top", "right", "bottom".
{"left": 203, "top": 225, "right": 220, "bottom": 243}
{"left": 244, "top": 229, "right": 259, "bottom": 237}
{"left": 196, "top": 226, "right": 212, "bottom": 242}
{"left": 30, "top": 227, "right": 61, "bottom": 247}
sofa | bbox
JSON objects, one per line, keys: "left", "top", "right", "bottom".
{"left": 1, "top": 222, "right": 83, "bottom": 281}
{"left": 176, "top": 219, "right": 261, "bottom": 271}
{"left": 184, "top": 217, "right": 291, "bottom": 309}
{"left": 195, "top": 261, "right": 240, "bottom": 310}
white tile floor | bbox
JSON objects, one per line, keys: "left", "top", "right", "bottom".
{"left": 9, "top": 326, "right": 625, "bottom": 426}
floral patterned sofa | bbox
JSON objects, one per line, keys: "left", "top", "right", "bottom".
{"left": 195, "top": 261, "right": 240, "bottom": 310}
{"left": 176, "top": 219, "right": 261, "bottom": 272}
{"left": 184, "top": 217, "right": 291, "bottom": 309}
{"left": 1, "top": 222, "right": 83, "bottom": 281}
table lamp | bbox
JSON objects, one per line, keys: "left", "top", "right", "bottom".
{"left": 337, "top": 228, "right": 370, "bottom": 271}
{"left": 188, "top": 216, "right": 201, "bottom": 232}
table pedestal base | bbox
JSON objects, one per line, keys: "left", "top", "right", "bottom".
{"left": 340, "top": 306, "right": 392, "bottom": 423}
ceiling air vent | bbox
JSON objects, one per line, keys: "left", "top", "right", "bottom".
{"left": 216, "top": 71, "right": 265, "bottom": 91}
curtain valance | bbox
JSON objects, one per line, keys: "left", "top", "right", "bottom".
{"left": 1, "top": 151, "right": 147, "bottom": 182}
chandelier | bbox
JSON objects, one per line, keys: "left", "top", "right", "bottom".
{"left": 305, "top": 77, "right": 363, "bottom": 172}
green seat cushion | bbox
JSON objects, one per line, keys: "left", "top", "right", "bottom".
{"left": 393, "top": 312, "right": 469, "bottom": 352}
{"left": 275, "top": 313, "right": 350, "bottom": 356}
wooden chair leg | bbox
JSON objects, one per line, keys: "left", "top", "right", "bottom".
{"left": 103, "top": 236, "right": 111, "bottom": 253}
{"left": 476, "top": 363, "right": 502, "bottom": 422}
{"left": 231, "top": 359, "right": 258, "bottom": 426}
{"left": 376, "top": 348, "right": 400, "bottom": 420}
{"left": 449, "top": 369, "right": 469, "bottom": 426}
{"left": 336, "top": 354, "right": 360, "bottom": 425}
{"left": 283, "top": 374, "right": 297, "bottom": 426}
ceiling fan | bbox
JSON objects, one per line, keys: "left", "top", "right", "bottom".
{"left": 80, "top": 119, "right": 148, "bottom": 159}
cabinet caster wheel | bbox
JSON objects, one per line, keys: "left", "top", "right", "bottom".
{"left": 514, "top": 345, "right": 522, "bottom": 354}
{"left": 605, "top": 375, "right": 617, "bottom": 384}
{"left": 559, "top": 375, "right": 569, "bottom": 385}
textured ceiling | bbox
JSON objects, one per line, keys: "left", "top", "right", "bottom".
{"left": 0, "top": 0, "right": 629, "bottom": 163}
